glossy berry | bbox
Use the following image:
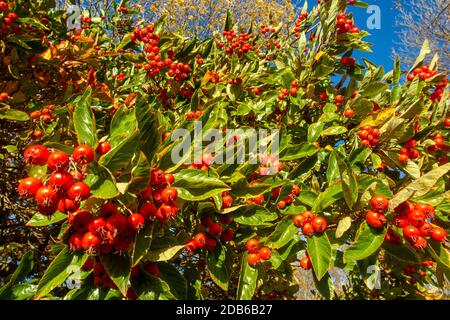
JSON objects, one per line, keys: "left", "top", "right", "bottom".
{"left": 69, "top": 233, "right": 84, "bottom": 251}
{"left": 48, "top": 171, "right": 74, "bottom": 191}
{"left": 35, "top": 185, "right": 59, "bottom": 207}
{"left": 410, "top": 236, "right": 427, "bottom": 250}
{"left": 106, "top": 213, "right": 128, "bottom": 233}
{"left": 82, "top": 231, "right": 101, "bottom": 250}
{"left": 150, "top": 168, "right": 165, "bottom": 186}
{"left": 221, "top": 229, "right": 234, "bottom": 242}
{"left": 57, "top": 197, "right": 79, "bottom": 213}
{"left": 88, "top": 217, "right": 107, "bottom": 234}
{"left": 392, "top": 215, "right": 409, "bottom": 228}
{"left": 258, "top": 247, "right": 271, "bottom": 260}
{"left": 407, "top": 210, "right": 426, "bottom": 228}
{"left": 430, "top": 227, "right": 447, "bottom": 242}
{"left": 139, "top": 201, "right": 157, "bottom": 220}
{"left": 365, "top": 210, "right": 386, "bottom": 228}
{"left": 293, "top": 214, "right": 305, "bottom": 228}
{"left": 300, "top": 256, "right": 312, "bottom": 270}
{"left": 67, "top": 182, "right": 90, "bottom": 202}
{"left": 69, "top": 210, "right": 93, "bottom": 233}
{"left": 301, "top": 223, "right": 314, "bottom": 236}
{"left": 246, "top": 238, "right": 259, "bottom": 253}
{"left": 419, "top": 222, "right": 433, "bottom": 237}
{"left": 128, "top": 213, "right": 145, "bottom": 231}
{"left": 96, "top": 142, "right": 111, "bottom": 155}
{"left": 193, "top": 233, "right": 207, "bottom": 248}
{"left": 23, "top": 145, "right": 49, "bottom": 165}
{"left": 312, "top": 216, "right": 327, "bottom": 234}
{"left": 18, "top": 177, "right": 42, "bottom": 198}
{"left": 370, "top": 194, "right": 389, "bottom": 212}
{"left": 161, "top": 187, "right": 178, "bottom": 204}
{"left": 72, "top": 144, "right": 95, "bottom": 165}
{"left": 247, "top": 253, "right": 261, "bottom": 267}
{"left": 47, "top": 151, "right": 70, "bottom": 171}
{"left": 403, "top": 225, "right": 420, "bottom": 241}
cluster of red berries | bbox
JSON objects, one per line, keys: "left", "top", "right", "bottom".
{"left": 365, "top": 194, "right": 389, "bottom": 229}
{"left": 186, "top": 110, "right": 203, "bottom": 120}
{"left": 29, "top": 105, "right": 56, "bottom": 124}
{"left": 299, "top": 253, "right": 312, "bottom": 270}
{"left": 334, "top": 94, "right": 345, "bottom": 107}
{"left": 245, "top": 182, "right": 266, "bottom": 205}
{"left": 187, "top": 153, "right": 212, "bottom": 171}
{"left": 406, "top": 65, "right": 438, "bottom": 82}
{"left": 228, "top": 77, "right": 243, "bottom": 86}
{"left": 358, "top": 125, "right": 380, "bottom": 148}
{"left": 336, "top": 12, "right": 359, "bottom": 34}
{"left": 186, "top": 216, "right": 235, "bottom": 252}
{"left": 272, "top": 184, "right": 301, "bottom": 209}
{"left": 222, "top": 30, "right": 254, "bottom": 56}
{"left": 427, "top": 133, "right": 448, "bottom": 153}
{"left": 257, "top": 153, "right": 283, "bottom": 176}
{"left": 245, "top": 238, "right": 271, "bottom": 267}
{"left": 1, "top": 5, "right": 18, "bottom": 28}
{"left": 80, "top": 16, "right": 92, "bottom": 29}
{"left": 259, "top": 24, "right": 275, "bottom": 35}
{"left": 293, "top": 211, "right": 328, "bottom": 236}
{"left": 294, "top": 12, "right": 308, "bottom": 37}
{"left": 67, "top": 204, "right": 133, "bottom": 254}
{"left": 167, "top": 62, "right": 191, "bottom": 82}
{"left": 398, "top": 139, "right": 420, "bottom": 164}
{"left": 18, "top": 144, "right": 109, "bottom": 216}
{"left": 430, "top": 76, "right": 447, "bottom": 102}
{"left": 341, "top": 56, "right": 356, "bottom": 67}
{"left": 278, "top": 80, "right": 299, "bottom": 100}
{"left": 388, "top": 201, "right": 447, "bottom": 250}
{"left": 138, "top": 168, "right": 178, "bottom": 222}
{"left": 81, "top": 260, "right": 117, "bottom": 289}
{"left": 195, "top": 53, "right": 204, "bottom": 65}
{"left": 402, "top": 261, "right": 434, "bottom": 284}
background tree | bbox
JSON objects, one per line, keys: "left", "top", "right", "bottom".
{"left": 394, "top": 0, "right": 449, "bottom": 70}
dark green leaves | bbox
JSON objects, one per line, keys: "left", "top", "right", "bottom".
{"left": 73, "top": 88, "right": 97, "bottom": 147}
{"left": 173, "top": 169, "right": 230, "bottom": 201}
{"left": 100, "top": 253, "right": 131, "bottom": 296}
{"left": 307, "top": 233, "right": 332, "bottom": 280}
{"left": 343, "top": 222, "right": 386, "bottom": 263}
{"left": 236, "top": 252, "right": 258, "bottom": 300}
{"left": 335, "top": 152, "right": 358, "bottom": 209}
{"left": 266, "top": 216, "right": 298, "bottom": 249}
{"left": 232, "top": 205, "right": 278, "bottom": 226}
{"left": 207, "top": 243, "right": 233, "bottom": 291}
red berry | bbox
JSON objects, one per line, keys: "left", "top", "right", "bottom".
{"left": 392, "top": 215, "right": 409, "bottom": 228}
{"left": 128, "top": 213, "right": 145, "bottom": 231}
{"left": 302, "top": 211, "right": 315, "bottom": 223}
{"left": 150, "top": 168, "right": 165, "bottom": 186}
{"left": 47, "top": 151, "right": 70, "bottom": 171}
{"left": 161, "top": 187, "right": 178, "bottom": 204}
{"left": 407, "top": 210, "right": 426, "bottom": 228}
{"left": 415, "top": 203, "right": 435, "bottom": 219}
{"left": 96, "top": 142, "right": 111, "bottom": 155}
{"left": 69, "top": 210, "right": 93, "bottom": 233}
{"left": 88, "top": 217, "right": 107, "bottom": 234}
{"left": 246, "top": 238, "right": 259, "bottom": 253}
{"left": 430, "top": 227, "right": 447, "bottom": 242}
{"left": 69, "top": 233, "right": 84, "bottom": 251}
{"left": 410, "top": 236, "right": 427, "bottom": 250}
{"left": 185, "top": 240, "right": 197, "bottom": 252}
{"left": 67, "top": 182, "right": 91, "bottom": 201}
{"left": 193, "top": 233, "right": 207, "bottom": 248}
{"left": 418, "top": 222, "right": 433, "bottom": 237}
{"left": 365, "top": 210, "right": 386, "bottom": 228}
{"left": 302, "top": 223, "right": 314, "bottom": 236}
{"left": 106, "top": 212, "right": 128, "bottom": 233}
{"left": 57, "top": 197, "right": 79, "bottom": 213}
{"left": 72, "top": 144, "right": 95, "bottom": 165}
{"left": 370, "top": 194, "right": 389, "bottom": 213}
{"left": 82, "top": 231, "right": 101, "bottom": 250}
{"left": 220, "top": 229, "right": 234, "bottom": 242}
{"left": 403, "top": 225, "right": 420, "bottom": 241}
{"left": 312, "top": 216, "right": 327, "bottom": 234}
{"left": 18, "top": 177, "right": 42, "bottom": 198}
{"left": 205, "top": 238, "right": 217, "bottom": 251}
{"left": 23, "top": 145, "right": 49, "bottom": 165}
{"left": 247, "top": 253, "right": 261, "bottom": 267}
{"left": 35, "top": 185, "right": 59, "bottom": 207}
{"left": 258, "top": 247, "right": 271, "bottom": 260}
{"left": 139, "top": 201, "right": 157, "bottom": 220}
{"left": 293, "top": 214, "right": 305, "bottom": 228}
{"left": 48, "top": 171, "right": 74, "bottom": 191}
{"left": 300, "top": 256, "right": 312, "bottom": 270}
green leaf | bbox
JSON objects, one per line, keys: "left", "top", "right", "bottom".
{"left": 207, "top": 243, "right": 233, "bottom": 291}
{"left": 335, "top": 217, "right": 352, "bottom": 239}
{"left": 0, "top": 251, "right": 34, "bottom": 299}
{"left": 158, "top": 263, "right": 187, "bottom": 299}
{"left": 308, "top": 123, "right": 324, "bottom": 142}
{"left": 109, "top": 106, "right": 137, "bottom": 149}
{"left": 280, "top": 143, "right": 319, "bottom": 161}
{"left": 145, "top": 245, "right": 186, "bottom": 262}
{"left": 132, "top": 224, "right": 154, "bottom": 267}
{"left": 136, "top": 97, "right": 160, "bottom": 164}
{"left": 233, "top": 205, "right": 278, "bottom": 226}
{"left": 343, "top": 222, "right": 386, "bottom": 263}
{"left": 134, "top": 274, "right": 175, "bottom": 300}
{"left": 389, "top": 163, "right": 450, "bottom": 211}
{"left": 73, "top": 88, "right": 97, "bottom": 147}
{"left": 312, "top": 183, "right": 343, "bottom": 212}
{"left": 0, "top": 108, "right": 29, "bottom": 121}
{"left": 173, "top": 169, "right": 230, "bottom": 201}
{"left": 100, "top": 253, "right": 131, "bottom": 297}
{"left": 224, "top": 9, "right": 233, "bottom": 31}
{"left": 410, "top": 39, "right": 430, "bottom": 73}
{"left": 236, "top": 252, "right": 258, "bottom": 300}
{"left": 84, "top": 165, "right": 120, "bottom": 199}
{"left": 313, "top": 272, "right": 334, "bottom": 299}
{"left": 266, "top": 216, "right": 298, "bottom": 249}
{"left": 428, "top": 241, "right": 450, "bottom": 271}
{"left": 35, "top": 247, "right": 87, "bottom": 299}
{"left": 307, "top": 233, "right": 332, "bottom": 281}
{"left": 99, "top": 130, "right": 140, "bottom": 174}
{"left": 336, "top": 154, "right": 358, "bottom": 209}
{"left": 26, "top": 212, "right": 66, "bottom": 227}
{"left": 321, "top": 126, "right": 347, "bottom": 136}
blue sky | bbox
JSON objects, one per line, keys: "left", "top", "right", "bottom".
{"left": 298, "top": 0, "right": 399, "bottom": 71}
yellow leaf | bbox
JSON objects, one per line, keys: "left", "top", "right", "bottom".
{"left": 315, "top": 51, "right": 326, "bottom": 61}
{"left": 360, "top": 108, "right": 396, "bottom": 127}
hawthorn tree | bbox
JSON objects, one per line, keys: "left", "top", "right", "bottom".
{"left": 0, "top": 0, "right": 449, "bottom": 300}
